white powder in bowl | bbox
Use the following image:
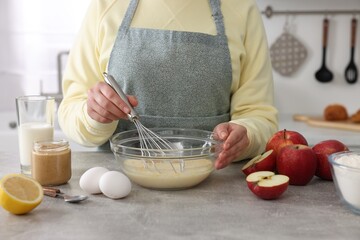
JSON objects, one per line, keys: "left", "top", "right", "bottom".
{"left": 336, "top": 154, "right": 360, "bottom": 168}
{"left": 333, "top": 154, "right": 360, "bottom": 211}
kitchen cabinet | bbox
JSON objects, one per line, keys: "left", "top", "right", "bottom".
{"left": 1, "top": 150, "right": 360, "bottom": 240}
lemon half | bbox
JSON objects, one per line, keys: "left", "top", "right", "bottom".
{"left": 0, "top": 174, "right": 43, "bottom": 215}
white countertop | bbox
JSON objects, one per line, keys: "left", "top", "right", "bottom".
{"left": 1, "top": 151, "right": 360, "bottom": 240}
{"left": 1, "top": 114, "right": 360, "bottom": 240}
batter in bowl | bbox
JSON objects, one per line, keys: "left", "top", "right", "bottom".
{"left": 122, "top": 159, "right": 214, "bottom": 190}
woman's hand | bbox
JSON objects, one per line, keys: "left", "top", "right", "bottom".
{"left": 87, "top": 82, "right": 138, "bottom": 123}
{"left": 213, "top": 122, "right": 249, "bottom": 170}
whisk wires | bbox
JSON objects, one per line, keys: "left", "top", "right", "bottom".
{"left": 133, "top": 119, "right": 184, "bottom": 173}
{"left": 103, "top": 72, "right": 185, "bottom": 173}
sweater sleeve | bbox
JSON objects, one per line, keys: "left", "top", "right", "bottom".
{"left": 229, "top": 2, "right": 278, "bottom": 161}
{"left": 57, "top": 0, "right": 118, "bottom": 147}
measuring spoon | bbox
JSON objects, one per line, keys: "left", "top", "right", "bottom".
{"left": 43, "top": 187, "right": 88, "bottom": 203}
{"left": 315, "top": 18, "right": 333, "bottom": 83}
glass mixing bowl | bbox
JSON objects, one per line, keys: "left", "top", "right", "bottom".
{"left": 109, "top": 128, "right": 220, "bottom": 190}
{"left": 328, "top": 151, "right": 360, "bottom": 215}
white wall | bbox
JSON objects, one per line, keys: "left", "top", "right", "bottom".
{"left": 257, "top": 0, "right": 360, "bottom": 116}
{"left": 1, "top": 0, "right": 360, "bottom": 116}
{"left": 0, "top": 0, "right": 90, "bottom": 111}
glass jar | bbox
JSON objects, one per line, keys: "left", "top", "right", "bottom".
{"left": 31, "top": 140, "right": 71, "bottom": 186}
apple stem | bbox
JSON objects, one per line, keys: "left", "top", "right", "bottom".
{"left": 283, "top": 129, "right": 287, "bottom": 140}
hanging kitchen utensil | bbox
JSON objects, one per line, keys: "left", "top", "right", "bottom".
{"left": 315, "top": 18, "right": 333, "bottom": 83}
{"left": 344, "top": 17, "right": 358, "bottom": 84}
{"left": 270, "top": 17, "right": 307, "bottom": 76}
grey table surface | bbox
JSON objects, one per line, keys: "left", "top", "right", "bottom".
{"left": 1, "top": 150, "right": 360, "bottom": 240}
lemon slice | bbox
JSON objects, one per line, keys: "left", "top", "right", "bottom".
{"left": 0, "top": 173, "right": 43, "bottom": 215}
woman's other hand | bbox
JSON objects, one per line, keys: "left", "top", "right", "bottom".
{"left": 213, "top": 122, "right": 249, "bottom": 170}
{"left": 87, "top": 82, "right": 138, "bottom": 123}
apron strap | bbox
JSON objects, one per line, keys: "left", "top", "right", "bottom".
{"left": 209, "top": 0, "right": 226, "bottom": 36}
{"left": 118, "top": 0, "right": 226, "bottom": 37}
{"left": 117, "top": 0, "right": 139, "bottom": 40}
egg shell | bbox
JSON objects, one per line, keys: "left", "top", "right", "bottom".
{"left": 99, "top": 171, "right": 131, "bottom": 199}
{"left": 79, "top": 167, "right": 109, "bottom": 194}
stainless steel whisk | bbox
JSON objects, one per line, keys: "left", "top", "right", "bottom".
{"left": 103, "top": 72, "right": 184, "bottom": 173}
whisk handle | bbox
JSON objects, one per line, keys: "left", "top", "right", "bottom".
{"left": 103, "top": 72, "right": 139, "bottom": 121}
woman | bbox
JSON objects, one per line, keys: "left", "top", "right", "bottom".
{"left": 58, "top": 0, "right": 278, "bottom": 170}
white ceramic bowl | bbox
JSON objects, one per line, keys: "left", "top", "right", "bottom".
{"left": 328, "top": 151, "right": 360, "bottom": 215}
{"left": 110, "top": 128, "right": 220, "bottom": 190}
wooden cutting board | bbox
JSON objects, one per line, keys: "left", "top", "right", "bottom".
{"left": 293, "top": 114, "right": 360, "bottom": 131}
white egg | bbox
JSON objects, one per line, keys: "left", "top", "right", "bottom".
{"left": 79, "top": 167, "right": 109, "bottom": 194}
{"left": 99, "top": 171, "right": 131, "bottom": 199}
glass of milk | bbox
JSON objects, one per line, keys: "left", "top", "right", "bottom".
{"left": 16, "top": 96, "right": 55, "bottom": 175}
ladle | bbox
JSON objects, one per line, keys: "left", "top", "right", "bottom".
{"left": 315, "top": 18, "right": 333, "bottom": 83}
{"left": 345, "top": 18, "right": 358, "bottom": 84}
{"left": 43, "top": 187, "right": 88, "bottom": 203}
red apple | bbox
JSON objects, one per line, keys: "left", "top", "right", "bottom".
{"left": 276, "top": 144, "right": 317, "bottom": 186}
{"left": 246, "top": 171, "right": 289, "bottom": 200}
{"left": 242, "top": 150, "right": 276, "bottom": 176}
{"left": 266, "top": 129, "right": 308, "bottom": 156}
{"left": 312, "top": 140, "right": 349, "bottom": 181}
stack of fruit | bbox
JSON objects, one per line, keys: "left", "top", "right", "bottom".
{"left": 242, "top": 129, "right": 349, "bottom": 200}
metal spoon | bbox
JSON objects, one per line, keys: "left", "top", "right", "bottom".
{"left": 43, "top": 187, "right": 88, "bottom": 203}
{"left": 345, "top": 18, "right": 358, "bottom": 84}
{"left": 315, "top": 18, "right": 333, "bottom": 83}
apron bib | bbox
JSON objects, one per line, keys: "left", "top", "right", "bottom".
{"left": 108, "top": 0, "right": 232, "bottom": 133}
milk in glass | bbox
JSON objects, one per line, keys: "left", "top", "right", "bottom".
{"left": 18, "top": 122, "right": 54, "bottom": 174}
{"left": 16, "top": 96, "right": 55, "bottom": 175}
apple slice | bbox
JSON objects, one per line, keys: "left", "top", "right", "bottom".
{"left": 246, "top": 171, "right": 289, "bottom": 200}
{"left": 242, "top": 150, "right": 276, "bottom": 176}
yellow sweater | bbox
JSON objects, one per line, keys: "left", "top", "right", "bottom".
{"left": 58, "top": 0, "right": 278, "bottom": 160}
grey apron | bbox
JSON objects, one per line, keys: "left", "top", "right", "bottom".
{"left": 108, "top": 0, "right": 232, "bottom": 135}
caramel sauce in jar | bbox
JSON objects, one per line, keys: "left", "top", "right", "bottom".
{"left": 31, "top": 140, "right": 71, "bottom": 186}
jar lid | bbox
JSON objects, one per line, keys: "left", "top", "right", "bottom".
{"left": 33, "top": 139, "right": 69, "bottom": 152}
